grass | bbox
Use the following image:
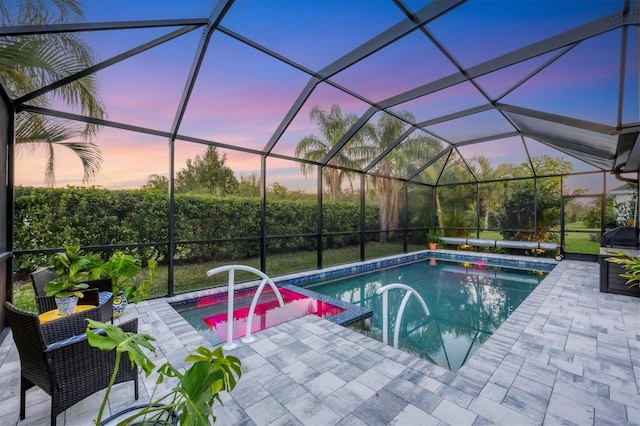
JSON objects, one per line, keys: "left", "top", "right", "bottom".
{"left": 12, "top": 227, "right": 601, "bottom": 313}
{"left": 564, "top": 221, "right": 601, "bottom": 254}
{"left": 12, "top": 242, "right": 424, "bottom": 312}
{"left": 12, "top": 285, "right": 37, "bottom": 313}
{"left": 481, "top": 225, "right": 601, "bottom": 254}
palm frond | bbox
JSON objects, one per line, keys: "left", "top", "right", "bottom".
{"left": 1, "top": 1, "right": 104, "bottom": 186}
{"left": 57, "top": 140, "right": 102, "bottom": 183}
{"left": 2, "top": 0, "right": 83, "bottom": 26}
{"left": 15, "top": 112, "right": 101, "bottom": 185}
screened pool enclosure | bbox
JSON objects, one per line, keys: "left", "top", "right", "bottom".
{"left": 0, "top": 0, "right": 638, "bottom": 325}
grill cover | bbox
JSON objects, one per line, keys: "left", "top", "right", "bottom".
{"left": 601, "top": 226, "right": 640, "bottom": 248}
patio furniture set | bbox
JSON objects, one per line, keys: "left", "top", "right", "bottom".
{"left": 4, "top": 271, "right": 137, "bottom": 426}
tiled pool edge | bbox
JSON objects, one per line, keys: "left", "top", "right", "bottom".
{"left": 167, "top": 276, "right": 373, "bottom": 327}
{"left": 274, "top": 249, "right": 557, "bottom": 288}
{"left": 166, "top": 249, "right": 558, "bottom": 327}
{"left": 281, "top": 250, "right": 557, "bottom": 327}
{"left": 167, "top": 249, "right": 558, "bottom": 305}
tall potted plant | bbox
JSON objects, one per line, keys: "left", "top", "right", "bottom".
{"left": 97, "top": 251, "right": 157, "bottom": 317}
{"left": 43, "top": 245, "right": 100, "bottom": 314}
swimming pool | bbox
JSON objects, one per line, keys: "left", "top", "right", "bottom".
{"left": 296, "top": 257, "right": 550, "bottom": 371}
{"left": 171, "top": 250, "right": 556, "bottom": 371}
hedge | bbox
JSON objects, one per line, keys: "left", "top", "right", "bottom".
{"left": 13, "top": 186, "right": 379, "bottom": 272}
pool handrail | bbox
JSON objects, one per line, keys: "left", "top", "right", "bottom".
{"left": 206, "top": 265, "right": 284, "bottom": 350}
{"left": 376, "top": 284, "right": 430, "bottom": 349}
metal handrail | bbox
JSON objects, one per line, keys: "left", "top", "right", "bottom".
{"left": 206, "top": 265, "right": 284, "bottom": 350}
{"left": 375, "top": 283, "right": 430, "bottom": 349}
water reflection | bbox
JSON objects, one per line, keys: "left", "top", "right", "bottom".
{"left": 303, "top": 259, "right": 545, "bottom": 371}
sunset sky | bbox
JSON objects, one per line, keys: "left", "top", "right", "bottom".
{"left": 12, "top": 0, "right": 637, "bottom": 192}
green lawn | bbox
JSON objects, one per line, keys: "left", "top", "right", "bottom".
{"left": 564, "top": 221, "right": 601, "bottom": 254}
{"left": 479, "top": 225, "right": 601, "bottom": 255}
{"left": 12, "top": 227, "right": 601, "bottom": 314}
{"left": 12, "top": 242, "right": 424, "bottom": 312}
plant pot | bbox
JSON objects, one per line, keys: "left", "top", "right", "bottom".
{"left": 55, "top": 296, "right": 79, "bottom": 315}
{"left": 113, "top": 292, "right": 128, "bottom": 318}
{"left": 429, "top": 242, "right": 438, "bottom": 250}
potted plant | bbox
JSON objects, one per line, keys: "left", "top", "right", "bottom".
{"left": 43, "top": 245, "right": 158, "bottom": 317}
{"left": 426, "top": 229, "right": 441, "bottom": 250}
{"left": 43, "top": 245, "right": 100, "bottom": 314}
{"left": 97, "top": 251, "right": 158, "bottom": 317}
{"left": 86, "top": 319, "right": 241, "bottom": 425}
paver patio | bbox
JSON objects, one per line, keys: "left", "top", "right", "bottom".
{"left": 0, "top": 258, "right": 638, "bottom": 425}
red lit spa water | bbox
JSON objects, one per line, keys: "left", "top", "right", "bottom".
{"left": 198, "top": 287, "right": 344, "bottom": 341}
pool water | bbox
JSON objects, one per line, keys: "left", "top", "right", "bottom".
{"left": 300, "top": 258, "right": 549, "bottom": 371}
{"left": 174, "top": 287, "right": 344, "bottom": 345}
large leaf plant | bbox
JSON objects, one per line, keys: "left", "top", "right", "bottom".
{"left": 43, "top": 244, "right": 100, "bottom": 299}
{"left": 86, "top": 319, "right": 241, "bottom": 426}
{"left": 98, "top": 251, "right": 157, "bottom": 303}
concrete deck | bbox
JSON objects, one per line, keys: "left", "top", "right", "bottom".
{"left": 0, "top": 259, "right": 639, "bottom": 425}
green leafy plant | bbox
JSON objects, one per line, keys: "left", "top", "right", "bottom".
{"left": 43, "top": 244, "right": 101, "bottom": 299}
{"left": 605, "top": 251, "right": 640, "bottom": 287}
{"left": 99, "top": 251, "right": 157, "bottom": 303}
{"left": 86, "top": 319, "right": 241, "bottom": 426}
{"left": 426, "top": 229, "right": 441, "bottom": 243}
{"left": 43, "top": 244, "right": 157, "bottom": 304}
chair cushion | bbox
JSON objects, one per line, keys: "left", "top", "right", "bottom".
{"left": 46, "top": 333, "right": 88, "bottom": 351}
{"left": 46, "top": 328, "right": 105, "bottom": 351}
{"left": 99, "top": 291, "right": 113, "bottom": 305}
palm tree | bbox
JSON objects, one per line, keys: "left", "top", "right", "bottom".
{"left": 295, "top": 105, "right": 365, "bottom": 200}
{"left": 353, "top": 111, "right": 414, "bottom": 242}
{"left": 406, "top": 137, "right": 445, "bottom": 233}
{"left": 468, "top": 156, "right": 496, "bottom": 231}
{"left": 0, "top": 0, "right": 106, "bottom": 185}
{"left": 436, "top": 151, "right": 478, "bottom": 237}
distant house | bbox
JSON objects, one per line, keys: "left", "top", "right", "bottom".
{"left": 609, "top": 183, "right": 635, "bottom": 203}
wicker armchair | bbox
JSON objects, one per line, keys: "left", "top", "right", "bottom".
{"left": 30, "top": 268, "right": 57, "bottom": 296}
{"left": 31, "top": 269, "right": 113, "bottom": 322}
{"left": 4, "top": 301, "right": 139, "bottom": 426}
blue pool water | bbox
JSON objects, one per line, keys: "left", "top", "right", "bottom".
{"left": 299, "top": 258, "right": 550, "bottom": 371}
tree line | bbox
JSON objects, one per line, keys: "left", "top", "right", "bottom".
{"left": 293, "top": 105, "right": 583, "bottom": 242}
{"left": 136, "top": 104, "right": 591, "bottom": 244}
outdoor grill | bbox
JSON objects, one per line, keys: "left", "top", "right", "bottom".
{"left": 601, "top": 226, "right": 640, "bottom": 249}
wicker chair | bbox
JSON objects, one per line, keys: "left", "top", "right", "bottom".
{"left": 31, "top": 269, "right": 114, "bottom": 322}
{"left": 4, "top": 301, "right": 139, "bottom": 426}
{"left": 30, "top": 268, "right": 57, "bottom": 297}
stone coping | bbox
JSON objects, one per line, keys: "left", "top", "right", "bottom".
{"left": 166, "top": 250, "right": 559, "bottom": 337}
